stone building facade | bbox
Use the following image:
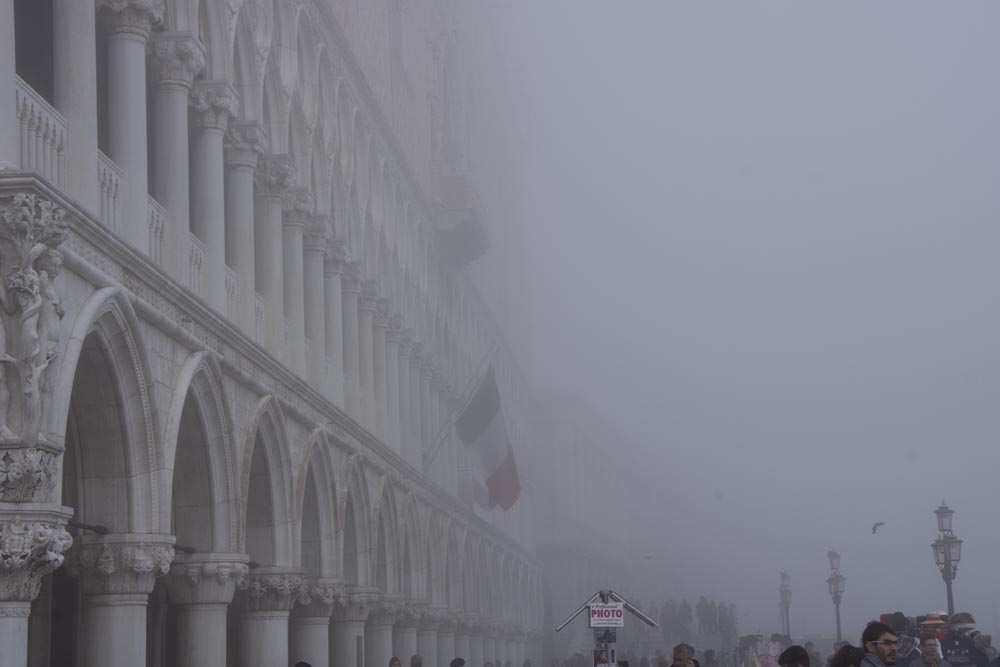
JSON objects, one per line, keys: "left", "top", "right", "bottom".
{"left": 0, "top": 1, "right": 542, "bottom": 666}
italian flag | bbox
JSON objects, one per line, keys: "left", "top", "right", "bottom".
{"left": 455, "top": 366, "right": 521, "bottom": 511}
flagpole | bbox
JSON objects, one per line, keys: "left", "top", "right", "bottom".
{"left": 421, "top": 342, "right": 499, "bottom": 475}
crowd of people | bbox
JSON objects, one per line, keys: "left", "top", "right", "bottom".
{"left": 632, "top": 597, "right": 740, "bottom": 650}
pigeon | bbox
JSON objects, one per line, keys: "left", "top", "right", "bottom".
{"left": 872, "top": 522, "right": 885, "bottom": 534}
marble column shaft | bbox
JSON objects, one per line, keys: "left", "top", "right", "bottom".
{"left": 372, "top": 301, "right": 389, "bottom": 438}
{"left": 237, "top": 571, "right": 305, "bottom": 667}
{"left": 303, "top": 224, "right": 328, "bottom": 388}
{"left": 254, "top": 155, "right": 293, "bottom": 355}
{"left": 282, "top": 189, "right": 312, "bottom": 374}
{"left": 385, "top": 324, "right": 401, "bottom": 453}
{"left": 393, "top": 618, "right": 419, "bottom": 664}
{"left": 409, "top": 346, "right": 424, "bottom": 462}
{"left": 53, "top": 0, "right": 99, "bottom": 209}
{"left": 397, "top": 335, "right": 413, "bottom": 462}
{"left": 190, "top": 80, "right": 237, "bottom": 311}
{"left": 366, "top": 611, "right": 397, "bottom": 667}
{"left": 438, "top": 624, "right": 456, "bottom": 665}
{"left": 290, "top": 580, "right": 341, "bottom": 667}
{"left": 102, "top": 0, "right": 162, "bottom": 249}
{"left": 149, "top": 33, "right": 203, "bottom": 277}
{"left": 469, "top": 632, "right": 485, "bottom": 667}
{"left": 331, "top": 595, "right": 372, "bottom": 667}
{"left": 224, "top": 121, "right": 265, "bottom": 332}
{"left": 417, "top": 621, "right": 439, "bottom": 667}
{"left": 455, "top": 628, "right": 471, "bottom": 663}
{"left": 359, "top": 285, "right": 377, "bottom": 429}
{"left": 342, "top": 263, "right": 362, "bottom": 420}
{"left": 324, "top": 240, "right": 347, "bottom": 405}
{"left": 0, "top": 0, "right": 15, "bottom": 169}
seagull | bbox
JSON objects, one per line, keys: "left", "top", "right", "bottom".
{"left": 872, "top": 522, "right": 885, "bottom": 534}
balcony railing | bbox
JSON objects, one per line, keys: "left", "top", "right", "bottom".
{"left": 225, "top": 265, "right": 239, "bottom": 323}
{"left": 97, "top": 151, "right": 123, "bottom": 232}
{"left": 147, "top": 196, "right": 167, "bottom": 268}
{"left": 15, "top": 76, "right": 66, "bottom": 187}
{"left": 187, "top": 232, "right": 206, "bottom": 298}
{"left": 254, "top": 293, "right": 265, "bottom": 345}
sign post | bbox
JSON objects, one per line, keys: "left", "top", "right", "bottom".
{"left": 555, "top": 590, "right": 658, "bottom": 667}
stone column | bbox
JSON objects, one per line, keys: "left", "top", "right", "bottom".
{"left": 489, "top": 632, "right": 503, "bottom": 667}
{"left": 324, "top": 238, "right": 349, "bottom": 406}
{"left": 100, "top": 0, "right": 163, "bottom": 249}
{"left": 420, "top": 358, "right": 435, "bottom": 458}
{"left": 0, "top": 0, "right": 15, "bottom": 169}
{"left": 409, "top": 345, "right": 424, "bottom": 462}
{"left": 358, "top": 282, "right": 377, "bottom": 430}
{"left": 366, "top": 598, "right": 402, "bottom": 667}
{"left": 237, "top": 570, "right": 305, "bottom": 667}
{"left": 417, "top": 615, "right": 440, "bottom": 667}
{"left": 455, "top": 622, "right": 471, "bottom": 663}
{"left": 385, "top": 318, "right": 402, "bottom": 454}
{"left": 282, "top": 188, "right": 313, "bottom": 373}
{"left": 0, "top": 506, "right": 72, "bottom": 667}
{"left": 331, "top": 593, "right": 373, "bottom": 667}
{"left": 393, "top": 605, "right": 420, "bottom": 664}
{"left": 189, "top": 80, "right": 237, "bottom": 312}
{"left": 397, "top": 332, "right": 413, "bottom": 463}
{"left": 303, "top": 221, "right": 329, "bottom": 389}
{"left": 53, "top": 0, "right": 99, "bottom": 209}
{"left": 254, "top": 155, "right": 294, "bottom": 354}
{"left": 372, "top": 300, "right": 389, "bottom": 440}
{"left": 224, "top": 121, "right": 265, "bottom": 332}
{"left": 438, "top": 617, "right": 457, "bottom": 666}
{"left": 469, "top": 628, "right": 485, "bottom": 667}
{"left": 166, "top": 553, "right": 249, "bottom": 667}
{"left": 148, "top": 33, "right": 204, "bottom": 277}
{"left": 342, "top": 261, "right": 363, "bottom": 420}
{"left": 72, "top": 534, "right": 175, "bottom": 667}
{"left": 482, "top": 635, "right": 495, "bottom": 667}
{"left": 290, "top": 580, "right": 342, "bottom": 667}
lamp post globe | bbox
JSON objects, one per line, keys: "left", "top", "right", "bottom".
{"left": 828, "top": 550, "right": 841, "bottom": 572}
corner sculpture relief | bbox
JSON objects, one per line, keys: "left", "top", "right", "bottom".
{"left": 0, "top": 193, "right": 69, "bottom": 502}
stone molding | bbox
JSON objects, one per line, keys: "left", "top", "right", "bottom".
{"left": 68, "top": 534, "right": 174, "bottom": 596}
{"left": 254, "top": 155, "right": 296, "bottom": 198}
{"left": 293, "top": 579, "right": 345, "bottom": 619}
{"left": 149, "top": 33, "right": 206, "bottom": 87}
{"left": 166, "top": 553, "right": 249, "bottom": 606}
{"left": 190, "top": 80, "right": 239, "bottom": 131}
{"left": 224, "top": 121, "right": 267, "bottom": 169}
{"left": 0, "top": 505, "right": 72, "bottom": 602}
{"left": 99, "top": 0, "right": 164, "bottom": 38}
{"left": 237, "top": 570, "right": 305, "bottom": 613}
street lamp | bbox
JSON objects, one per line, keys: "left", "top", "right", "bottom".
{"left": 826, "top": 550, "right": 845, "bottom": 644}
{"left": 932, "top": 502, "right": 962, "bottom": 615}
{"left": 779, "top": 571, "right": 792, "bottom": 638}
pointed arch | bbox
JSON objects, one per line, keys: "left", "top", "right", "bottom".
{"left": 162, "top": 350, "right": 239, "bottom": 550}
{"left": 336, "top": 449, "right": 371, "bottom": 586}
{"left": 295, "top": 428, "right": 338, "bottom": 578}
{"left": 371, "top": 473, "right": 400, "bottom": 595}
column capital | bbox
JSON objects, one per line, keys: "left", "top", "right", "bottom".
{"left": 149, "top": 32, "right": 205, "bottom": 87}
{"left": 99, "top": 0, "right": 164, "bottom": 38}
{"left": 373, "top": 298, "right": 392, "bottom": 329}
{"left": 409, "top": 342, "right": 424, "bottom": 365}
{"left": 190, "top": 80, "right": 239, "bottom": 131}
{"left": 237, "top": 569, "right": 306, "bottom": 613}
{"left": 325, "top": 237, "right": 351, "bottom": 276}
{"left": 67, "top": 533, "right": 175, "bottom": 596}
{"left": 343, "top": 261, "right": 364, "bottom": 293}
{"left": 359, "top": 281, "right": 380, "bottom": 313}
{"left": 368, "top": 595, "right": 406, "bottom": 625}
{"left": 0, "top": 506, "right": 73, "bottom": 603}
{"left": 225, "top": 121, "right": 267, "bottom": 168}
{"left": 332, "top": 589, "right": 377, "bottom": 622}
{"left": 293, "top": 578, "right": 346, "bottom": 619}
{"left": 431, "top": 370, "right": 449, "bottom": 393}
{"left": 282, "top": 187, "right": 314, "bottom": 229}
{"left": 395, "top": 600, "right": 424, "bottom": 628}
{"left": 304, "top": 218, "right": 332, "bottom": 254}
{"left": 398, "top": 329, "right": 414, "bottom": 356}
{"left": 166, "top": 552, "right": 249, "bottom": 606}
{"left": 254, "top": 154, "right": 296, "bottom": 198}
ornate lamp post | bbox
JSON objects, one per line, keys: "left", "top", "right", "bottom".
{"left": 779, "top": 571, "right": 792, "bottom": 638}
{"left": 826, "top": 550, "right": 845, "bottom": 644}
{"left": 931, "top": 502, "right": 962, "bottom": 615}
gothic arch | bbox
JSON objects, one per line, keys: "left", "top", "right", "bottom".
{"left": 49, "top": 286, "right": 158, "bottom": 532}
{"left": 161, "top": 350, "right": 239, "bottom": 550}
{"left": 370, "top": 473, "right": 400, "bottom": 595}
{"left": 335, "top": 449, "right": 371, "bottom": 586}
{"left": 295, "top": 427, "right": 338, "bottom": 578}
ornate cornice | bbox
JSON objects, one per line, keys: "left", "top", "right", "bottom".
{"left": 166, "top": 553, "right": 249, "bottom": 606}
{"left": 68, "top": 535, "right": 174, "bottom": 596}
{"left": 149, "top": 33, "right": 205, "bottom": 87}
{"left": 190, "top": 80, "right": 239, "bottom": 131}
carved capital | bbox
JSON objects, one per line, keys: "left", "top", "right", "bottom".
{"left": 99, "top": 0, "right": 164, "bottom": 38}
{"left": 398, "top": 329, "right": 414, "bottom": 356}
{"left": 332, "top": 590, "right": 376, "bottom": 622}
{"left": 190, "top": 80, "right": 239, "bottom": 131}
{"left": 282, "top": 188, "right": 314, "bottom": 229}
{"left": 166, "top": 553, "right": 249, "bottom": 606}
{"left": 342, "top": 261, "right": 364, "bottom": 293}
{"left": 324, "top": 237, "right": 351, "bottom": 276}
{"left": 225, "top": 121, "right": 266, "bottom": 168}
{"left": 149, "top": 33, "right": 205, "bottom": 87}
{"left": 69, "top": 534, "right": 174, "bottom": 596}
{"left": 254, "top": 155, "right": 295, "bottom": 198}
{"left": 367, "top": 595, "right": 405, "bottom": 625}
{"left": 237, "top": 570, "right": 305, "bottom": 613}
{"left": 0, "top": 508, "right": 72, "bottom": 602}
{"left": 304, "top": 218, "right": 331, "bottom": 254}
{"left": 293, "top": 579, "right": 345, "bottom": 619}
{"left": 373, "top": 299, "right": 392, "bottom": 329}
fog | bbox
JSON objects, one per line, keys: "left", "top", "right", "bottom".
{"left": 494, "top": 1, "right": 1000, "bottom": 642}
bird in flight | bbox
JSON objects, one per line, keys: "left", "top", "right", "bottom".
{"left": 872, "top": 522, "right": 885, "bottom": 534}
